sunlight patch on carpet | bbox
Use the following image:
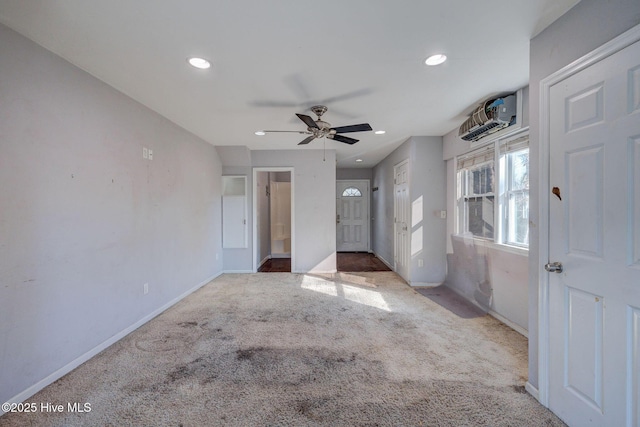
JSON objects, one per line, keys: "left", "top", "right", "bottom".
{"left": 301, "top": 275, "right": 390, "bottom": 311}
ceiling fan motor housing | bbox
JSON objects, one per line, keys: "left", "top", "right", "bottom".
{"left": 310, "top": 120, "right": 332, "bottom": 137}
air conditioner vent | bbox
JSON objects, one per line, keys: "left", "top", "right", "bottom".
{"left": 459, "top": 94, "right": 517, "bottom": 142}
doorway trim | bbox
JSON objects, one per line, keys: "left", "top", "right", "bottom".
{"left": 252, "top": 167, "right": 295, "bottom": 273}
{"left": 537, "top": 23, "right": 640, "bottom": 408}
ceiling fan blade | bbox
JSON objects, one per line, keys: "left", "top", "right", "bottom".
{"left": 296, "top": 113, "right": 319, "bottom": 129}
{"left": 331, "top": 123, "right": 373, "bottom": 133}
{"left": 263, "top": 130, "right": 310, "bottom": 134}
{"left": 298, "top": 135, "right": 316, "bottom": 145}
{"left": 330, "top": 134, "right": 359, "bottom": 145}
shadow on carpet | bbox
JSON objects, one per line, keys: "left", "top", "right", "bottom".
{"left": 415, "top": 284, "right": 486, "bottom": 319}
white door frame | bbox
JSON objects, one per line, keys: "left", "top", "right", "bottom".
{"left": 252, "top": 167, "right": 295, "bottom": 273}
{"left": 336, "top": 179, "right": 371, "bottom": 252}
{"left": 537, "top": 23, "right": 640, "bottom": 408}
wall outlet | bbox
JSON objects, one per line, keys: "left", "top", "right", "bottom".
{"left": 418, "top": 259, "right": 424, "bottom": 267}
{"left": 440, "top": 210, "right": 447, "bottom": 219}
{"left": 143, "top": 283, "right": 149, "bottom": 295}
{"left": 148, "top": 149, "right": 153, "bottom": 160}
{"left": 142, "top": 147, "right": 148, "bottom": 159}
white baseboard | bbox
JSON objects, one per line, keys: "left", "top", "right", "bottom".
{"left": 223, "top": 270, "right": 254, "bottom": 274}
{"left": 374, "top": 253, "right": 394, "bottom": 270}
{"left": 409, "top": 281, "right": 443, "bottom": 287}
{"left": 525, "top": 381, "right": 540, "bottom": 402}
{"left": 1, "top": 271, "right": 222, "bottom": 414}
{"left": 488, "top": 310, "right": 528, "bottom": 338}
{"left": 271, "top": 253, "right": 291, "bottom": 259}
{"left": 258, "top": 255, "right": 271, "bottom": 268}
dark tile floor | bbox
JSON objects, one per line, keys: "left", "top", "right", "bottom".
{"left": 257, "top": 253, "right": 392, "bottom": 273}
{"left": 337, "top": 252, "right": 391, "bottom": 272}
{"left": 258, "top": 258, "right": 291, "bottom": 272}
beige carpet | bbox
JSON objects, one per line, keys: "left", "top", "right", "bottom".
{"left": 0, "top": 272, "right": 564, "bottom": 426}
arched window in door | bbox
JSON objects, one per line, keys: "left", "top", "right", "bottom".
{"left": 342, "top": 187, "right": 362, "bottom": 197}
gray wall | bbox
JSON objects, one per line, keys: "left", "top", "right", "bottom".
{"left": 252, "top": 150, "right": 337, "bottom": 273}
{"left": 0, "top": 23, "right": 223, "bottom": 404}
{"left": 528, "top": 0, "right": 640, "bottom": 390}
{"left": 336, "top": 168, "right": 373, "bottom": 181}
{"left": 372, "top": 137, "right": 446, "bottom": 285}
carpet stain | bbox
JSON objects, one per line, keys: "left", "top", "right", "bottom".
{"left": 236, "top": 347, "right": 263, "bottom": 361}
{"left": 512, "top": 384, "right": 527, "bottom": 393}
{"left": 178, "top": 321, "right": 198, "bottom": 327}
{"left": 295, "top": 398, "right": 329, "bottom": 421}
{"left": 134, "top": 335, "right": 189, "bottom": 352}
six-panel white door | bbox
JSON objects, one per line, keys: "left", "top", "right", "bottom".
{"left": 394, "top": 160, "right": 410, "bottom": 281}
{"left": 547, "top": 38, "right": 640, "bottom": 426}
{"left": 336, "top": 180, "right": 369, "bottom": 252}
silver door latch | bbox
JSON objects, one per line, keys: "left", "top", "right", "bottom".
{"left": 544, "top": 262, "right": 563, "bottom": 273}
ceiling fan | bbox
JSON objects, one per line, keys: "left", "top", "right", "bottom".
{"left": 262, "top": 105, "right": 373, "bottom": 145}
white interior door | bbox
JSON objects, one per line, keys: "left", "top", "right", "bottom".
{"left": 336, "top": 180, "right": 369, "bottom": 252}
{"left": 222, "top": 176, "right": 247, "bottom": 249}
{"left": 394, "top": 160, "right": 410, "bottom": 280}
{"left": 547, "top": 38, "right": 640, "bottom": 426}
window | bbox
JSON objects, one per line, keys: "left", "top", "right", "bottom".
{"left": 457, "top": 131, "right": 529, "bottom": 248}
{"left": 458, "top": 145, "right": 495, "bottom": 239}
{"left": 500, "top": 135, "right": 529, "bottom": 247}
{"left": 342, "top": 187, "right": 362, "bottom": 197}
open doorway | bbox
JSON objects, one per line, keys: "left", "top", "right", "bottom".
{"left": 253, "top": 168, "right": 294, "bottom": 272}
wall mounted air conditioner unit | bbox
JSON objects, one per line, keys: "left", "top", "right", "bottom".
{"left": 458, "top": 93, "right": 518, "bottom": 142}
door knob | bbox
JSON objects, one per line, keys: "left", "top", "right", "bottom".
{"left": 544, "top": 262, "right": 563, "bottom": 273}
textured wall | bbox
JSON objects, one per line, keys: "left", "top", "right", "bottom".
{"left": 0, "top": 23, "right": 223, "bottom": 404}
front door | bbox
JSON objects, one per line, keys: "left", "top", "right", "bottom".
{"left": 394, "top": 160, "right": 410, "bottom": 281}
{"left": 547, "top": 37, "right": 640, "bottom": 426}
{"left": 336, "top": 180, "right": 369, "bottom": 252}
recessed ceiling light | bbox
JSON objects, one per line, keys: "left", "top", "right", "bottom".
{"left": 425, "top": 54, "right": 447, "bottom": 66}
{"left": 355, "top": 159, "right": 363, "bottom": 163}
{"left": 375, "top": 130, "right": 386, "bottom": 135}
{"left": 187, "top": 57, "right": 211, "bottom": 69}
{"left": 254, "top": 131, "right": 266, "bottom": 136}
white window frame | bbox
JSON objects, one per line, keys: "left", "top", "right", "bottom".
{"left": 456, "top": 128, "right": 530, "bottom": 250}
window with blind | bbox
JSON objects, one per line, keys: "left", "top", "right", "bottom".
{"left": 457, "top": 144, "right": 495, "bottom": 240}
{"left": 457, "top": 130, "right": 530, "bottom": 247}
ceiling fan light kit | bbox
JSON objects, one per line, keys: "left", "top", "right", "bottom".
{"left": 262, "top": 105, "right": 372, "bottom": 146}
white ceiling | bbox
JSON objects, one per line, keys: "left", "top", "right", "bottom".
{"left": 0, "top": 0, "right": 580, "bottom": 167}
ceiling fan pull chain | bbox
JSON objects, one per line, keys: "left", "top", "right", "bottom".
{"left": 323, "top": 138, "right": 326, "bottom": 162}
